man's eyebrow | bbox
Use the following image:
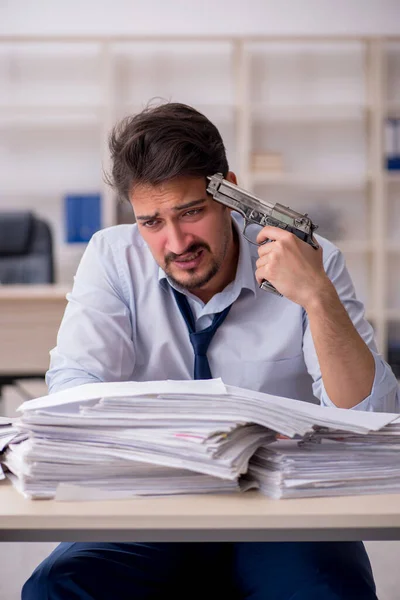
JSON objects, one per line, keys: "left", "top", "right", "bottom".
{"left": 136, "top": 199, "right": 206, "bottom": 221}
{"left": 136, "top": 211, "right": 160, "bottom": 221}
{"left": 173, "top": 198, "right": 207, "bottom": 211}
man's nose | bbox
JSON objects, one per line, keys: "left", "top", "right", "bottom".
{"left": 165, "top": 224, "right": 193, "bottom": 255}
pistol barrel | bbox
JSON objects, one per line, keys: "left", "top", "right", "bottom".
{"left": 206, "top": 173, "right": 317, "bottom": 239}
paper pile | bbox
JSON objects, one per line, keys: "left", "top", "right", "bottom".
{"left": 2, "top": 379, "right": 273, "bottom": 499}
{"left": 0, "top": 416, "right": 23, "bottom": 481}
{"left": 0, "top": 417, "right": 18, "bottom": 451}
{"left": 245, "top": 419, "right": 400, "bottom": 498}
{"left": 1, "top": 378, "right": 399, "bottom": 500}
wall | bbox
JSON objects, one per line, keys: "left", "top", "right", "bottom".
{"left": 1, "top": 0, "right": 400, "bottom": 36}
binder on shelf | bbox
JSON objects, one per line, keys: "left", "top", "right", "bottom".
{"left": 385, "top": 118, "right": 400, "bottom": 170}
{"left": 64, "top": 193, "right": 102, "bottom": 243}
{"left": 388, "top": 343, "right": 400, "bottom": 378}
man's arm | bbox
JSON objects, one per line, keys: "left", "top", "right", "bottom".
{"left": 255, "top": 225, "right": 399, "bottom": 411}
{"left": 302, "top": 278, "right": 375, "bottom": 408}
{"left": 46, "top": 231, "right": 135, "bottom": 393}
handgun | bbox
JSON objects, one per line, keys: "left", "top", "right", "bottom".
{"left": 206, "top": 172, "right": 319, "bottom": 297}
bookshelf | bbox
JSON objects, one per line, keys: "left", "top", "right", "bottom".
{"left": 0, "top": 35, "right": 399, "bottom": 359}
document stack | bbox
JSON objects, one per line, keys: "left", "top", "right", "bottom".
{"left": 1, "top": 378, "right": 399, "bottom": 501}
{"left": 2, "top": 379, "right": 271, "bottom": 500}
{"left": 245, "top": 420, "right": 400, "bottom": 498}
{"left": 0, "top": 417, "right": 17, "bottom": 451}
{"left": 0, "top": 417, "right": 21, "bottom": 481}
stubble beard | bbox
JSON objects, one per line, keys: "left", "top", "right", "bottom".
{"left": 164, "top": 223, "right": 232, "bottom": 293}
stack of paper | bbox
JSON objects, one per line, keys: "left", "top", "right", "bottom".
{"left": 2, "top": 379, "right": 275, "bottom": 499}
{"left": 1, "top": 378, "right": 399, "bottom": 500}
{"left": 0, "top": 417, "right": 17, "bottom": 449}
{"left": 4, "top": 421, "right": 271, "bottom": 499}
{"left": 0, "top": 418, "right": 15, "bottom": 480}
{"left": 0, "top": 416, "right": 23, "bottom": 481}
{"left": 245, "top": 418, "right": 400, "bottom": 498}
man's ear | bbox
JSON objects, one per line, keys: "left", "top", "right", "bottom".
{"left": 226, "top": 171, "right": 238, "bottom": 185}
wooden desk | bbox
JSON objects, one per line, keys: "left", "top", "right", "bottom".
{"left": 1, "top": 480, "right": 400, "bottom": 542}
{"left": 0, "top": 285, "right": 69, "bottom": 376}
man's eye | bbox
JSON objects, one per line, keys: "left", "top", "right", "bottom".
{"left": 143, "top": 220, "right": 159, "bottom": 228}
{"left": 184, "top": 208, "right": 203, "bottom": 217}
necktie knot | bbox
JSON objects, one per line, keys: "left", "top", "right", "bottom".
{"left": 189, "top": 329, "right": 214, "bottom": 356}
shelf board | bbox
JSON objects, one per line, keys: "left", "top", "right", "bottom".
{"left": 1, "top": 187, "right": 103, "bottom": 198}
{"left": 120, "top": 102, "right": 236, "bottom": 120}
{"left": 386, "top": 102, "right": 400, "bottom": 116}
{"left": 0, "top": 104, "right": 105, "bottom": 114}
{"left": 387, "top": 242, "right": 400, "bottom": 253}
{"left": 251, "top": 172, "right": 368, "bottom": 190}
{"left": 365, "top": 310, "right": 400, "bottom": 323}
{"left": 332, "top": 241, "right": 371, "bottom": 253}
{"left": 331, "top": 241, "right": 400, "bottom": 254}
{"left": 386, "top": 310, "right": 400, "bottom": 321}
{"left": 386, "top": 172, "right": 400, "bottom": 183}
{"left": 251, "top": 104, "right": 368, "bottom": 122}
{"left": 0, "top": 105, "right": 104, "bottom": 127}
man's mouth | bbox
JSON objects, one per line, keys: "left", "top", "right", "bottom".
{"left": 173, "top": 248, "right": 204, "bottom": 270}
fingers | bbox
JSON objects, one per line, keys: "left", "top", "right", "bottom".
{"left": 256, "top": 225, "right": 293, "bottom": 245}
{"left": 254, "top": 266, "right": 265, "bottom": 287}
{"left": 255, "top": 253, "right": 270, "bottom": 270}
{"left": 257, "top": 243, "right": 274, "bottom": 260}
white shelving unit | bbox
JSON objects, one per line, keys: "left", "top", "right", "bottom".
{"left": 0, "top": 35, "right": 399, "bottom": 359}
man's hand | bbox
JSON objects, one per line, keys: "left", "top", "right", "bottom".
{"left": 255, "top": 226, "right": 377, "bottom": 408}
{"left": 255, "top": 225, "right": 329, "bottom": 307}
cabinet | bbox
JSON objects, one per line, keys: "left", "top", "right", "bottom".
{"left": 0, "top": 35, "right": 399, "bottom": 358}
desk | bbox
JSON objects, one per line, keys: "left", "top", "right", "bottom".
{"left": 1, "top": 480, "right": 400, "bottom": 542}
{"left": 0, "top": 285, "right": 69, "bottom": 376}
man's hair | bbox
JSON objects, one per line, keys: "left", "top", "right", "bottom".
{"left": 108, "top": 102, "right": 229, "bottom": 202}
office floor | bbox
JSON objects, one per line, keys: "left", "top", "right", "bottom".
{"left": 0, "top": 382, "right": 399, "bottom": 600}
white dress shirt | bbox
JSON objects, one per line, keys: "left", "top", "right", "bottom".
{"left": 47, "top": 215, "right": 400, "bottom": 412}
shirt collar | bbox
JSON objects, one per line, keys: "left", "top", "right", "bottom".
{"left": 158, "top": 215, "right": 257, "bottom": 299}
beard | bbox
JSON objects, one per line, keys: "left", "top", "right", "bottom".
{"left": 166, "top": 255, "right": 221, "bottom": 291}
{"left": 163, "top": 225, "right": 232, "bottom": 292}
{"left": 163, "top": 242, "right": 219, "bottom": 291}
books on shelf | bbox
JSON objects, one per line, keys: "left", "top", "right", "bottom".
{"left": 251, "top": 152, "right": 284, "bottom": 173}
{"left": 1, "top": 379, "right": 399, "bottom": 501}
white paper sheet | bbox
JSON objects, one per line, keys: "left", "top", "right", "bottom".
{"left": 18, "top": 378, "right": 228, "bottom": 413}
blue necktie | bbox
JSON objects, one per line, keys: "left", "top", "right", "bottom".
{"left": 171, "top": 288, "right": 232, "bottom": 380}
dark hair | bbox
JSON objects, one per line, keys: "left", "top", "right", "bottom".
{"left": 107, "top": 102, "right": 229, "bottom": 202}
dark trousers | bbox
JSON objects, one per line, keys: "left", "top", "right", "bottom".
{"left": 22, "top": 541, "right": 377, "bottom": 599}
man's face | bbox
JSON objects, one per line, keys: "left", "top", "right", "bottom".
{"left": 130, "top": 175, "right": 236, "bottom": 294}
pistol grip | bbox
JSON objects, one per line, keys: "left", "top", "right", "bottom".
{"left": 259, "top": 280, "right": 283, "bottom": 297}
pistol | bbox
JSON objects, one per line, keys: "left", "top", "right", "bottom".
{"left": 206, "top": 172, "right": 319, "bottom": 297}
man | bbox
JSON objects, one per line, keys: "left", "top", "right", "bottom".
{"left": 22, "top": 102, "right": 399, "bottom": 599}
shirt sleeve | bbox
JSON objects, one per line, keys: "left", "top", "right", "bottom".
{"left": 302, "top": 246, "right": 400, "bottom": 412}
{"left": 46, "top": 231, "right": 135, "bottom": 394}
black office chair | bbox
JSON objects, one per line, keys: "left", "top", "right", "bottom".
{"left": 0, "top": 211, "right": 54, "bottom": 284}
{"left": 0, "top": 211, "right": 55, "bottom": 400}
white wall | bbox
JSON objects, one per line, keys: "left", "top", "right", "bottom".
{"left": 1, "top": 0, "right": 400, "bottom": 37}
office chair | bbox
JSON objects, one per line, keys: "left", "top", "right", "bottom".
{"left": 0, "top": 211, "right": 55, "bottom": 401}
{"left": 0, "top": 211, "right": 54, "bottom": 284}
